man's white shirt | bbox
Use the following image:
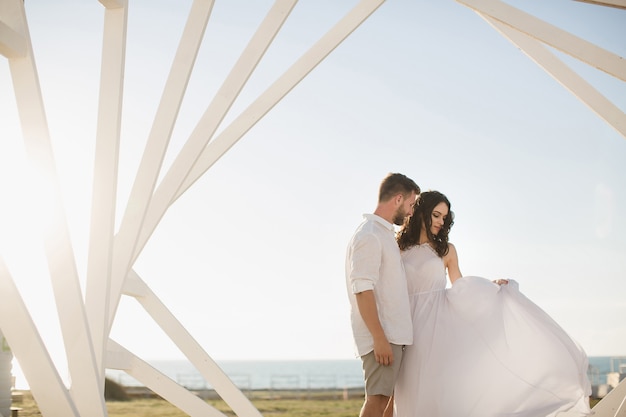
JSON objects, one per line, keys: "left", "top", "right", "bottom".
{"left": 346, "top": 214, "right": 413, "bottom": 357}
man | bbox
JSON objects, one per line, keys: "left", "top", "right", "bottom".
{"left": 345, "top": 173, "right": 420, "bottom": 417}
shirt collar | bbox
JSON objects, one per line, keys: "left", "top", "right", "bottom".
{"left": 363, "top": 213, "right": 395, "bottom": 232}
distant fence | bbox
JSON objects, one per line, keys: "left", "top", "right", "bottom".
{"left": 108, "top": 371, "right": 364, "bottom": 400}
{"left": 108, "top": 371, "right": 364, "bottom": 392}
{"left": 106, "top": 359, "right": 621, "bottom": 401}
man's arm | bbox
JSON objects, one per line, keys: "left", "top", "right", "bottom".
{"left": 355, "top": 290, "right": 394, "bottom": 365}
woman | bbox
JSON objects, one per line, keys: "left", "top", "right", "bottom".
{"left": 392, "top": 191, "right": 591, "bottom": 417}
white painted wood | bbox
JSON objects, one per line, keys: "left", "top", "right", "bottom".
{"left": 108, "top": 0, "right": 215, "bottom": 330}
{"left": 482, "top": 15, "right": 626, "bottom": 138}
{"left": 574, "top": 0, "right": 626, "bottom": 10}
{"left": 123, "top": 271, "right": 263, "bottom": 417}
{"left": 5, "top": 2, "right": 106, "bottom": 415}
{"left": 120, "top": 271, "right": 150, "bottom": 298}
{"left": 0, "top": 1, "right": 26, "bottom": 58}
{"left": 135, "top": 0, "right": 298, "bottom": 261}
{"left": 0, "top": 20, "right": 25, "bottom": 58}
{"left": 178, "top": 0, "right": 387, "bottom": 200}
{"left": 0, "top": 257, "right": 79, "bottom": 417}
{"left": 85, "top": 1, "right": 128, "bottom": 382}
{"left": 98, "top": 0, "right": 127, "bottom": 8}
{"left": 104, "top": 341, "right": 132, "bottom": 370}
{"left": 591, "top": 378, "right": 626, "bottom": 416}
{"left": 107, "top": 340, "right": 228, "bottom": 417}
{"left": 456, "top": 0, "right": 626, "bottom": 82}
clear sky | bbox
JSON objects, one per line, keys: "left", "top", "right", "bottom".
{"left": 1, "top": 0, "right": 625, "bottom": 389}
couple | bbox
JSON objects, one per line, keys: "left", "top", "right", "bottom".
{"left": 345, "top": 173, "right": 591, "bottom": 417}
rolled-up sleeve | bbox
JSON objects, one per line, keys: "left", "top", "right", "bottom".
{"left": 349, "top": 233, "right": 381, "bottom": 294}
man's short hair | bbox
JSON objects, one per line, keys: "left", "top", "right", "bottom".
{"left": 378, "top": 173, "right": 420, "bottom": 203}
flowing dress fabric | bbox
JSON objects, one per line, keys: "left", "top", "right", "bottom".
{"left": 393, "top": 244, "right": 591, "bottom": 417}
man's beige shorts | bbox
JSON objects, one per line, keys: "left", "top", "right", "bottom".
{"left": 361, "top": 344, "right": 405, "bottom": 397}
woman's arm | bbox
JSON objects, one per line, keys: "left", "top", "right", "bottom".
{"left": 444, "top": 243, "right": 462, "bottom": 284}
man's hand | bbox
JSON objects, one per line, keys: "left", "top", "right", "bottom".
{"left": 355, "top": 290, "right": 394, "bottom": 365}
{"left": 373, "top": 335, "right": 394, "bottom": 366}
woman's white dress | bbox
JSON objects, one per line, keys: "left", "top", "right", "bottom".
{"left": 393, "top": 243, "right": 591, "bottom": 417}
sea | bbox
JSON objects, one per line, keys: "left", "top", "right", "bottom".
{"left": 105, "top": 356, "right": 626, "bottom": 391}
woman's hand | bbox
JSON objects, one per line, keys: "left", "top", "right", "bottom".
{"left": 493, "top": 279, "right": 509, "bottom": 285}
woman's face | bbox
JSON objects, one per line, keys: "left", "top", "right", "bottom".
{"left": 429, "top": 202, "right": 449, "bottom": 236}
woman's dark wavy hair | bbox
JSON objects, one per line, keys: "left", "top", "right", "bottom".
{"left": 396, "top": 190, "right": 454, "bottom": 257}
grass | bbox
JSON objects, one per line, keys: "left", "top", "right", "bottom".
{"left": 11, "top": 390, "right": 600, "bottom": 417}
{"left": 11, "top": 390, "right": 365, "bottom": 417}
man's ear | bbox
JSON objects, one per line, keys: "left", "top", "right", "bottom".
{"left": 394, "top": 193, "right": 404, "bottom": 206}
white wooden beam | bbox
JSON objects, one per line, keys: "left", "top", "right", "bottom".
{"left": 85, "top": 1, "right": 128, "bottom": 382}
{"left": 456, "top": 0, "right": 626, "bottom": 81}
{"left": 134, "top": 0, "right": 298, "bottom": 262}
{"left": 99, "top": 0, "right": 127, "bottom": 9}
{"left": 483, "top": 15, "right": 626, "bottom": 139}
{"left": 0, "top": 257, "right": 79, "bottom": 417}
{"left": 0, "top": 19, "right": 26, "bottom": 58}
{"left": 107, "top": 340, "right": 227, "bottom": 417}
{"left": 5, "top": 2, "right": 106, "bottom": 415}
{"left": 574, "top": 0, "right": 626, "bottom": 10}
{"left": 108, "top": 0, "right": 215, "bottom": 330}
{"left": 123, "top": 271, "right": 263, "bottom": 417}
{"left": 177, "top": 0, "right": 387, "bottom": 200}
{"left": 589, "top": 377, "right": 626, "bottom": 416}
{"left": 0, "top": 0, "right": 27, "bottom": 58}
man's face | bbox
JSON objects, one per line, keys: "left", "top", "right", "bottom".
{"left": 392, "top": 191, "right": 417, "bottom": 226}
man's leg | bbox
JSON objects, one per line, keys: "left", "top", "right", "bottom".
{"left": 360, "top": 394, "right": 390, "bottom": 417}
{"left": 382, "top": 395, "right": 394, "bottom": 417}
{"left": 360, "top": 345, "right": 404, "bottom": 417}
